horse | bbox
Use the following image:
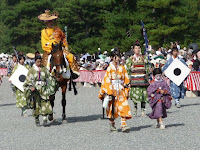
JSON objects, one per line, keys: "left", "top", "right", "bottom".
{"left": 49, "top": 42, "right": 69, "bottom": 121}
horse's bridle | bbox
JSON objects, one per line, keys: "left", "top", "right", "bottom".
{"left": 51, "top": 45, "right": 64, "bottom": 78}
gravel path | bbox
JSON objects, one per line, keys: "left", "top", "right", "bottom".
{"left": 0, "top": 77, "right": 200, "bottom": 150}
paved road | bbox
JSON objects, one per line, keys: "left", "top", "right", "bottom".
{"left": 0, "top": 77, "right": 200, "bottom": 150}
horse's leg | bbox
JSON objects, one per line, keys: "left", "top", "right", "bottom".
{"left": 50, "top": 94, "right": 55, "bottom": 108}
{"left": 48, "top": 94, "right": 55, "bottom": 121}
{"left": 61, "top": 84, "right": 67, "bottom": 120}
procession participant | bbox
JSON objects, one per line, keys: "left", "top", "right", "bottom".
{"left": 192, "top": 50, "right": 200, "bottom": 71}
{"left": 99, "top": 48, "right": 132, "bottom": 132}
{"left": 7, "top": 54, "right": 18, "bottom": 77}
{"left": 23, "top": 53, "right": 57, "bottom": 127}
{"left": 0, "top": 58, "right": 2, "bottom": 85}
{"left": 25, "top": 53, "right": 35, "bottom": 67}
{"left": 11, "top": 54, "right": 31, "bottom": 116}
{"left": 147, "top": 68, "right": 172, "bottom": 130}
{"left": 38, "top": 10, "right": 79, "bottom": 78}
{"left": 126, "top": 40, "right": 150, "bottom": 117}
{"left": 162, "top": 46, "right": 187, "bottom": 108}
{"left": 0, "top": 75, "right": 2, "bottom": 85}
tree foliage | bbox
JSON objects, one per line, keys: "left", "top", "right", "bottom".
{"left": 0, "top": 0, "right": 199, "bottom": 54}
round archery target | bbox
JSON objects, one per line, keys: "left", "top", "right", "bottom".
{"left": 19, "top": 75, "right": 26, "bottom": 82}
{"left": 174, "top": 68, "right": 181, "bottom": 76}
{"left": 164, "top": 58, "right": 190, "bottom": 86}
{"left": 9, "top": 64, "right": 29, "bottom": 92}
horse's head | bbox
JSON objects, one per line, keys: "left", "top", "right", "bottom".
{"left": 51, "top": 42, "right": 65, "bottom": 80}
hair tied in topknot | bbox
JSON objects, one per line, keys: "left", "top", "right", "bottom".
{"left": 172, "top": 45, "right": 178, "bottom": 52}
{"left": 34, "top": 51, "right": 40, "bottom": 57}
{"left": 111, "top": 47, "right": 121, "bottom": 57}
{"left": 134, "top": 40, "right": 141, "bottom": 47}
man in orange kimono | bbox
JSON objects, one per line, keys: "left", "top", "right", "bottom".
{"left": 38, "top": 10, "right": 79, "bottom": 77}
{"left": 99, "top": 48, "right": 132, "bottom": 133}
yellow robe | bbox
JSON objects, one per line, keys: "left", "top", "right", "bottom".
{"left": 99, "top": 63, "right": 132, "bottom": 119}
{"left": 41, "top": 27, "right": 68, "bottom": 52}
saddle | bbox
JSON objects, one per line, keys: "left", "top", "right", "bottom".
{"left": 42, "top": 50, "right": 80, "bottom": 79}
{"left": 63, "top": 50, "right": 80, "bottom": 79}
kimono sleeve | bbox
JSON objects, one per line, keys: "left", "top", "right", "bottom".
{"left": 45, "top": 68, "right": 57, "bottom": 96}
{"left": 23, "top": 69, "right": 34, "bottom": 89}
{"left": 98, "top": 66, "right": 113, "bottom": 100}
{"left": 162, "top": 81, "right": 171, "bottom": 95}
{"left": 55, "top": 27, "right": 69, "bottom": 48}
{"left": 147, "top": 82, "right": 158, "bottom": 101}
{"left": 125, "top": 57, "right": 132, "bottom": 76}
{"left": 23, "top": 69, "right": 34, "bottom": 99}
{"left": 41, "top": 29, "right": 53, "bottom": 51}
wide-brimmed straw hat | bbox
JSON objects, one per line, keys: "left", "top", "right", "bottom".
{"left": 38, "top": 10, "right": 58, "bottom": 21}
{"left": 26, "top": 53, "right": 35, "bottom": 58}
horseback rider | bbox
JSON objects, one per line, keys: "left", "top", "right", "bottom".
{"left": 38, "top": 10, "right": 79, "bottom": 78}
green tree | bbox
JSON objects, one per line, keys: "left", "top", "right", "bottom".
{"left": 0, "top": 0, "right": 199, "bottom": 54}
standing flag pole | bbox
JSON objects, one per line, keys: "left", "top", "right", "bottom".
{"left": 64, "top": 25, "right": 68, "bottom": 42}
{"left": 141, "top": 20, "right": 151, "bottom": 65}
{"left": 141, "top": 20, "right": 149, "bottom": 55}
{"left": 13, "top": 45, "right": 19, "bottom": 61}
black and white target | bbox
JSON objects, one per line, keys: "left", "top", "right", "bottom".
{"left": 9, "top": 64, "right": 29, "bottom": 92}
{"left": 164, "top": 58, "right": 190, "bottom": 86}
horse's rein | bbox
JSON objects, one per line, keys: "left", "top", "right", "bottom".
{"left": 50, "top": 48, "right": 64, "bottom": 78}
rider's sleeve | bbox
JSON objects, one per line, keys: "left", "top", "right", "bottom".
{"left": 56, "top": 28, "right": 69, "bottom": 49}
{"left": 41, "top": 29, "right": 53, "bottom": 52}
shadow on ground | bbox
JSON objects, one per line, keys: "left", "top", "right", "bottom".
{"left": 166, "top": 123, "right": 185, "bottom": 128}
{"left": 39, "top": 114, "right": 103, "bottom": 126}
{"left": 0, "top": 103, "right": 16, "bottom": 107}
{"left": 181, "top": 103, "right": 200, "bottom": 107}
{"left": 66, "top": 114, "right": 102, "bottom": 123}
{"left": 130, "top": 125, "right": 152, "bottom": 131}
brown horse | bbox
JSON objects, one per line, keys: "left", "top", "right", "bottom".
{"left": 49, "top": 42, "right": 69, "bottom": 120}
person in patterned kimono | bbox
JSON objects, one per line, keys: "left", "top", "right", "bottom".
{"left": 11, "top": 54, "right": 31, "bottom": 116}
{"left": 147, "top": 68, "right": 172, "bottom": 130}
{"left": 99, "top": 48, "right": 132, "bottom": 132}
{"left": 126, "top": 40, "right": 150, "bottom": 117}
{"left": 24, "top": 54, "right": 57, "bottom": 127}
{"left": 162, "top": 46, "right": 187, "bottom": 108}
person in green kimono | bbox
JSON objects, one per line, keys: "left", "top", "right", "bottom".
{"left": 12, "top": 54, "right": 31, "bottom": 116}
{"left": 24, "top": 54, "right": 57, "bottom": 127}
{"left": 126, "top": 40, "right": 150, "bottom": 117}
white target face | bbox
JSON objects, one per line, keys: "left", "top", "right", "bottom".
{"left": 9, "top": 64, "right": 29, "bottom": 92}
{"left": 164, "top": 58, "right": 190, "bottom": 86}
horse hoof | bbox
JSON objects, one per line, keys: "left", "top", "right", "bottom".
{"left": 62, "top": 114, "right": 66, "bottom": 120}
{"left": 48, "top": 114, "right": 54, "bottom": 121}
